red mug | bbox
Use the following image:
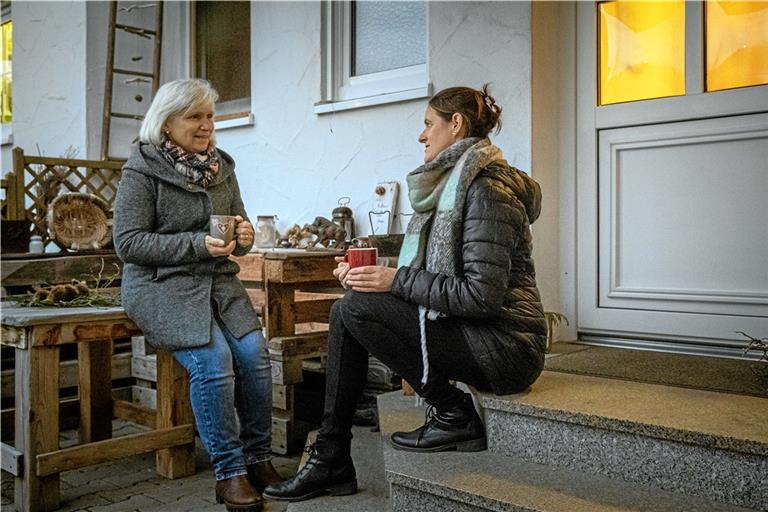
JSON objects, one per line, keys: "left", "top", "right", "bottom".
{"left": 344, "top": 247, "right": 378, "bottom": 268}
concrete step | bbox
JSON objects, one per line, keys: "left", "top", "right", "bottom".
{"left": 481, "top": 371, "right": 768, "bottom": 509}
{"left": 378, "top": 389, "right": 763, "bottom": 512}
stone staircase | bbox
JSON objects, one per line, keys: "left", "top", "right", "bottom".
{"left": 377, "top": 369, "right": 768, "bottom": 512}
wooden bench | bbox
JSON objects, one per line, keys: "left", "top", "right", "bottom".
{"left": 0, "top": 305, "right": 195, "bottom": 512}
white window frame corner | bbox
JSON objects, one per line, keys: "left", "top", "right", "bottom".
{"left": 316, "top": 0, "right": 430, "bottom": 114}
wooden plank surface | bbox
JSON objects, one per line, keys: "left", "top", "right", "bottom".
{"left": 233, "top": 251, "right": 341, "bottom": 284}
{"left": 264, "top": 257, "right": 339, "bottom": 284}
{"left": 112, "top": 399, "right": 156, "bottom": 429}
{"left": 0, "top": 305, "right": 131, "bottom": 327}
{"left": 1, "top": 442, "right": 22, "bottom": 476}
{"left": 1, "top": 253, "right": 122, "bottom": 288}
{"left": 27, "top": 320, "right": 140, "bottom": 347}
{"left": 131, "top": 354, "right": 157, "bottom": 382}
{"left": 270, "top": 358, "right": 304, "bottom": 386}
{"left": 36, "top": 425, "right": 194, "bottom": 477}
{"left": 269, "top": 331, "right": 329, "bottom": 358}
{"left": 233, "top": 253, "right": 264, "bottom": 282}
{"left": 21, "top": 154, "right": 124, "bottom": 170}
{"left": 246, "top": 289, "right": 343, "bottom": 324}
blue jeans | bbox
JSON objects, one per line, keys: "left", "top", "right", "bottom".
{"left": 173, "top": 319, "right": 273, "bottom": 480}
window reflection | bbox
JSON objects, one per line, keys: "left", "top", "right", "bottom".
{"left": 599, "top": 1, "right": 686, "bottom": 105}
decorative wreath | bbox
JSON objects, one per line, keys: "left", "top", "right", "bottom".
{"left": 47, "top": 192, "right": 113, "bottom": 251}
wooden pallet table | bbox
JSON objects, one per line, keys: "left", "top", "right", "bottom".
{"left": 0, "top": 305, "right": 195, "bottom": 512}
{"left": 233, "top": 249, "right": 345, "bottom": 454}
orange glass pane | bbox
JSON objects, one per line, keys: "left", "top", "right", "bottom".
{"left": 706, "top": 1, "right": 768, "bottom": 92}
{"left": 599, "top": 1, "right": 686, "bottom": 105}
{"left": 1, "top": 21, "right": 11, "bottom": 124}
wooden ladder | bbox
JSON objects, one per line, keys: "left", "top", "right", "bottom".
{"left": 100, "top": 1, "right": 163, "bottom": 160}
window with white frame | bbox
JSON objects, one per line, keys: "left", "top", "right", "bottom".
{"left": 1, "top": 0, "right": 11, "bottom": 144}
{"left": 317, "top": 0, "right": 429, "bottom": 114}
{"left": 192, "top": 1, "right": 251, "bottom": 120}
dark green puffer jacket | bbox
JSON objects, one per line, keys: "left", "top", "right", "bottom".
{"left": 391, "top": 161, "right": 546, "bottom": 394}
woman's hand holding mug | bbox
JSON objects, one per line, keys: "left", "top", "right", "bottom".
{"left": 205, "top": 236, "right": 236, "bottom": 257}
{"left": 336, "top": 247, "right": 396, "bottom": 292}
{"left": 234, "top": 215, "right": 254, "bottom": 247}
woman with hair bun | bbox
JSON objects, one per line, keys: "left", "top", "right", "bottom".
{"left": 264, "top": 85, "right": 547, "bottom": 503}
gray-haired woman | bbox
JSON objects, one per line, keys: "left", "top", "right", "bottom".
{"left": 113, "top": 78, "right": 280, "bottom": 512}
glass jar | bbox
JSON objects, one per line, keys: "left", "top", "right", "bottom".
{"left": 28, "top": 235, "right": 44, "bottom": 254}
{"left": 254, "top": 215, "right": 278, "bottom": 248}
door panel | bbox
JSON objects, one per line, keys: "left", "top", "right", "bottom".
{"left": 598, "top": 114, "right": 768, "bottom": 317}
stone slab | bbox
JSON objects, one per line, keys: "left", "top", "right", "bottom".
{"left": 481, "top": 371, "right": 768, "bottom": 456}
{"left": 378, "top": 391, "right": 757, "bottom": 512}
{"left": 485, "top": 408, "right": 767, "bottom": 510}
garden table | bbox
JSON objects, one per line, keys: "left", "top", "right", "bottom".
{"left": 0, "top": 304, "right": 195, "bottom": 512}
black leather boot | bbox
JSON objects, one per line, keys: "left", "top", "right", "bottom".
{"left": 214, "top": 475, "right": 263, "bottom": 511}
{"left": 390, "top": 393, "right": 486, "bottom": 452}
{"left": 261, "top": 445, "right": 357, "bottom": 502}
{"left": 246, "top": 460, "right": 283, "bottom": 493}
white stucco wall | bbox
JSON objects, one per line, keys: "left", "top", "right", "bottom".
{"left": 6, "top": 1, "right": 88, "bottom": 161}
{"left": 5, "top": 1, "right": 534, "bottom": 235}
{"left": 211, "top": 1, "right": 532, "bottom": 241}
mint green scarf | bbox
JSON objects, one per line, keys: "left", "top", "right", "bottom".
{"left": 399, "top": 137, "right": 503, "bottom": 384}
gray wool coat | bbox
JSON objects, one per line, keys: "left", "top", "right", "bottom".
{"left": 113, "top": 143, "right": 260, "bottom": 350}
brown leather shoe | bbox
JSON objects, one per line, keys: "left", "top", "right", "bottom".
{"left": 246, "top": 460, "right": 283, "bottom": 493}
{"left": 214, "top": 475, "right": 263, "bottom": 511}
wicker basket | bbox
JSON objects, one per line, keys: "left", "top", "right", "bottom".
{"left": 47, "top": 192, "right": 113, "bottom": 251}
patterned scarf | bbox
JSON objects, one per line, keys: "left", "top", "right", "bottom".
{"left": 399, "top": 137, "right": 503, "bottom": 384}
{"left": 158, "top": 138, "right": 220, "bottom": 188}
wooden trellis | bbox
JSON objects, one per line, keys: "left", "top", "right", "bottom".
{"left": 3, "top": 147, "right": 124, "bottom": 249}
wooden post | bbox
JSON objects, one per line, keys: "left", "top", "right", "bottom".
{"left": 15, "top": 343, "right": 61, "bottom": 511}
{"left": 78, "top": 341, "right": 114, "bottom": 443}
{"left": 10, "top": 147, "right": 27, "bottom": 221}
{"left": 155, "top": 351, "right": 195, "bottom": 479}
{"left": 265, "top": 281, "right": 296, "bottom": 338}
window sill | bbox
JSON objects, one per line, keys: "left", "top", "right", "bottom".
{"left": 314, "top": 86, "right": 431, "bottom": 115}
{"left": 1, "top": 125, "right": 12, "bottom": 146}
{"left": 214, "top": 113, "right": 254, "bottom": 131}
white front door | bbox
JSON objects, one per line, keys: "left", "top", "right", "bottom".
{"left": 576, "top": 2, "right": 768, "bottom": 355}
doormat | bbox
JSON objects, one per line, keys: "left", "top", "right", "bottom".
{"left": 545, "top": 344, "right": 768, "bottom": 398}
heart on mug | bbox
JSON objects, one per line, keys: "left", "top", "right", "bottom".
{"left": 216, "top": 222, "right": 230, "bottom": 234}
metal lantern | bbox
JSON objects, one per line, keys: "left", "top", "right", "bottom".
{"left": 332, "top": 197, "right": 354, "bottom": 242}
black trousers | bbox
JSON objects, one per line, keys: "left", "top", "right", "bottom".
{"left": 317, "top": 291, "right": 489, "bottom": 456}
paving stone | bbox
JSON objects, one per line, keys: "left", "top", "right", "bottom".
{"left": 97, "top": 480, "right": 165, "bottom": 503}
{"left": 136, "top": 494, "right": 223, "bottom": 512}
{"left": 87, "top": 494, "right": 164, "bottom": 512}
{"left": 54, "top": 492, "right": 113, "bottom": 512}
{"left": 141, "top": 478, "right": 215, "bottom": 503}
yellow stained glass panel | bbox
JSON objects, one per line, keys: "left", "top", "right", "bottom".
{"left": 599, "top": 1, "right": 686, "bottom": 105}
{"left": 1, "top": 20, "right": 11, "bottom": 124}
{"left": 706, "top": 1, "right": 768, "bottom": 92}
